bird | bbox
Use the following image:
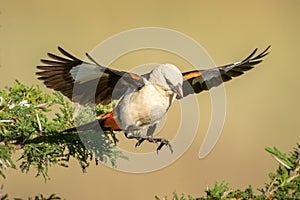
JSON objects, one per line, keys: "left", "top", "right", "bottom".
{"left": 36, "top": 45, "right": 270, "bottom": 152}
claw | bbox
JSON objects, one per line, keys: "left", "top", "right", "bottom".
{"left": 156, "top": 139, "right": 173, "bottom": 154}
{"left": 156, "top": 143, "right": 165, "bottom": 153}
{"left": 135, "top": 138, "right": 145, "bottom": 147}
{"left": 167, "top": 143, "right": 174, "bottom": 154}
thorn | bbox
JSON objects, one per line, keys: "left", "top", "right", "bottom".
{"left": 5, "top": 160, "right": 11, "bottom": 167}
{"left": 72, "top": 104, "right": 81, "bottom": 121}
{"left": 0, "top": 160, "right": 7, "bottom": 169}
{"left": 0, "top": 120, "right": 13, "bottom": 123}
{"left": 36, "top": 112, "right": 43, "bottom": 134}
{"left": 35, "top": 102, "right": 51, "bottom": 109}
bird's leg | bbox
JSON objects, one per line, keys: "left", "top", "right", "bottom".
{"left": 124, "top": 132, "right": 150, "bottom": 149}
{"left": 124, "top": 132, "right": 149, "bottom": 142}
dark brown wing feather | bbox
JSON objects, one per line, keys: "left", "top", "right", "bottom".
{"left": 36, "top": 47, "right": 144, "bottom": 105}
{"left": 180, "top": 46, "right": 270, "bottom": 97}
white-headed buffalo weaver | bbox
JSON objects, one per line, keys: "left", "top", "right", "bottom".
{"left": 36, "top": 46, "right": 270, "bottom": 152}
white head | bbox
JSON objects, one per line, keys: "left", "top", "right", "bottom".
{"left": 148, "top": 64, "right": 184, "bottom": 98}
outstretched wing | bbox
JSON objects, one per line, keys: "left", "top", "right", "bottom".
{"left": 180, "top": 46, "right": 270, "bottom": 98}
{"left": 36, "top": 47, "right": 145, "bottom": 105}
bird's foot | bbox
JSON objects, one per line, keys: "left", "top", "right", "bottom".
{"left": 149, "top": 137, "right": 173, "bottom": 154}
{"left": 124, "top": 132, "right": 173, "bottom": 153}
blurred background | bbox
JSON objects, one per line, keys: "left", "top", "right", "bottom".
{"left": 0, "top": 0, "right": 299, "bottom": 199}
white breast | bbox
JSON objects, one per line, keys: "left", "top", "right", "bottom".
{"left": 114, "top": 82, "right": 174, "bottom": 131}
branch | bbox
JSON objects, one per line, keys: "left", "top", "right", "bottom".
{"left": 0, "top": 81, "right": 125, "bottom": 180}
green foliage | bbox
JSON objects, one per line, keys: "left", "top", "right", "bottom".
{"left": 0, "top": 185, "right": 61, "bottom": 200}
{"left": 0, "top": 81, "right": 125, "bottom": 181}
{"left": 204, "top": 181, "right": 229, "bottom": 199}
{"left": 261, "top": 144, "right": 300, "bottom": 199}
{"left": 155, "top": 143, "right": 300, "bottom": 200}
{"left": 0, "top": 188, "right": 61, "bottom": 200}
{"left": 155, "top": 193, "right": 194, "bottom": 200}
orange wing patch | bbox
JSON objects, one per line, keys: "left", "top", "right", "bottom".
{"left": 100, "top": 112, "right": 121, "bottom": 131}
{"left": 129, "top": 72, "right": 141, "bottom": 81}
{"left": 183, "top": 71, "right": 202, "bottom": 80}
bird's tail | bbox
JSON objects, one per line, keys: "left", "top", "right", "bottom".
{"left": 64, "top": 111, "right": 121, "bottom": 133}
